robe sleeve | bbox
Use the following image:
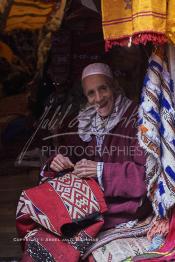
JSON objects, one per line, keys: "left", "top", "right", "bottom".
{"left": 102, "top": 142, "right": 147, "bottom": 198}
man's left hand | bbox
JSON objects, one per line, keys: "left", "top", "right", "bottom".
{"left": 73, "top": 159, "right": 97, "bottom": 178}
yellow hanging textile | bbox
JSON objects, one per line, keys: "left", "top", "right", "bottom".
{"left": 102, "top": 0, "right": 175, "bottom": 51}
{"left": 167, "top": 0, "right": 175, "bottom": 44}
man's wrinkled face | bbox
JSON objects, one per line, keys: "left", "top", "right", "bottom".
{"left": 82, "top": 74, "right": 115, "bottom": 118}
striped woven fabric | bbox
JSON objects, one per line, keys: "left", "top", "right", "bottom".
{"left": 3, "top": 0, "right": 55, "bottom": 31}
{"left": 101, "top": 0, "right": 175, "bottom": 51}
{"left": 138, "top": 49, "right": 175, "bottom": 217}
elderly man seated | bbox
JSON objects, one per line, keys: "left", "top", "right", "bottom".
{"left": 16, "top": 63, "right": 152, "bottom": 262}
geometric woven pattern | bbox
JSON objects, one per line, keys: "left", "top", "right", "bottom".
{"left": 48, "top": 174, "right": 100, "bottom": 220}
{"left": 138, "top": 52, "right": 175, "bottom": 217}
{"left": 16, "top": 191, "right": 28, "bottom": 219}
{"left": 16, "top": 191, "right": 58, "bottom": 235}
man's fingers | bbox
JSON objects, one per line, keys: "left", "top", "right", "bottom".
{"left": 53, "top": 158, "right": 65, "bottom": 169}
{"left": 76, "top": 159, "right": 88, "bottom": 166}
{"left": 73, "top": 167, "right": 96, "bottom": 177}
{"left": 74, "top": 166, "right": 96, "bottom": 173}
{"left": 52, "top": 155, "right": 65, "bottom": 169}
{"left": 61, "top": 157, "right": 74, "bottom": 168}
{"left": 65, "top": 157, "right": 74, "bottom": 168}
{"left": 54, "top": 155, "right": 74, "bottom": 169}
{"left": 50, "top": 164, "right": 57, "bottom": 172}
{"left": 56, "top": 154, "right": 66, "bottom": 164}
{"left": 77, "top": 170, "right": 95, "bottom": 178}
{"left": 50, "top": 162, "right": 62, "bottom": 172}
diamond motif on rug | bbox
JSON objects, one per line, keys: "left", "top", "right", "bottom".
{"left": 48, "top": 174, "right": 100, "bottom": 220}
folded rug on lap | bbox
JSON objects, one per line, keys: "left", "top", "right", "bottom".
{"left": 16, "top": 173, "right": 107, "bottom": 261}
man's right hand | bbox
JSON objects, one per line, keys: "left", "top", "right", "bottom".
{"left": 50, "top": 154, "right": 74, "bottom": 172}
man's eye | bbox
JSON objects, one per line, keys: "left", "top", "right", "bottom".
{"left": 100, "top": 86, "right": 108, "bottom": 91}
{"left": 87, "top": 91, "right": 94, "bottom": 97}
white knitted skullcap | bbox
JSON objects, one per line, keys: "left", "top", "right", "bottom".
{"left": 82, "top": 63, "right": 113, "bottom": 80}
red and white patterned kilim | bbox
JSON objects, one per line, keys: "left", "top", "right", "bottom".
{"left": 16, "top": 191, "right": 28, "bottom": 218}
{"left": 48, "top": 174, "right": 100, "bottom": 220}
{"left": 17, "top": 191, "right": 58, "bottom": 235}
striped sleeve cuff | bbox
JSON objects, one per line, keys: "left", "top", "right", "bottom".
{"left": 97, "top": 162, "right": 104, "bottom": 191}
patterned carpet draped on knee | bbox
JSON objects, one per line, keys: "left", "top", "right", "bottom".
{"left": 16, "top": 173, "right": 107, "bottom": 261}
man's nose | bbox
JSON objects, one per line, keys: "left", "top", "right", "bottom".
{"left": 95, "top": 91, "right": 103, "bottom": 103}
